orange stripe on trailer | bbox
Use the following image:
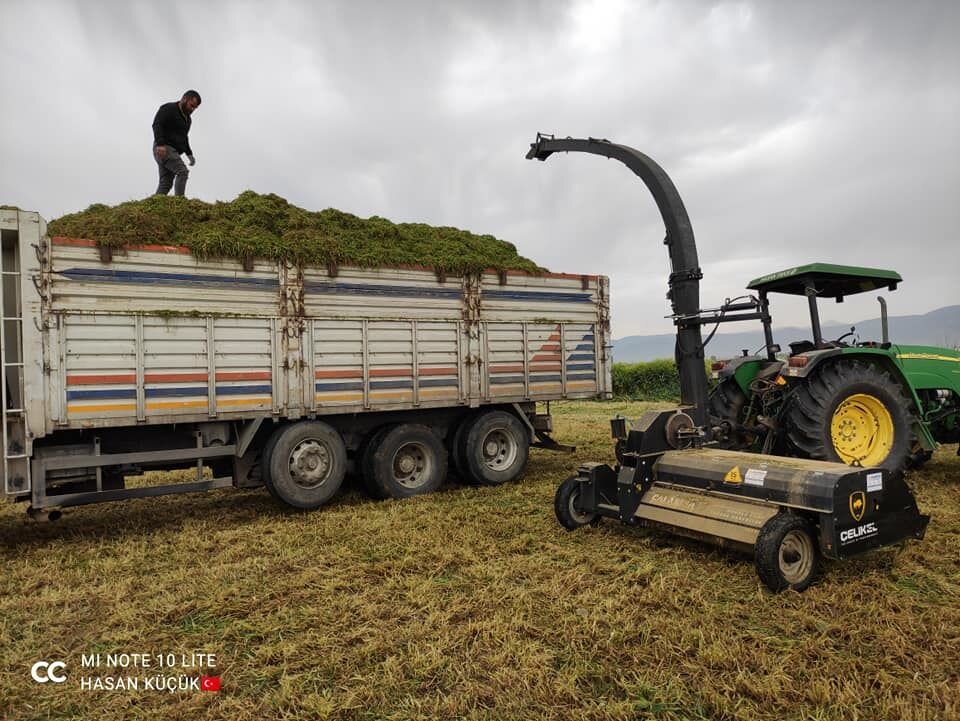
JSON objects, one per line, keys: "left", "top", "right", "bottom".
{"left": 315, "top": 369, "right": 364, "bottom": 379}
{"left": 67, "top": 373, "right": 136, "bottom": 385}
{"left": 369, "top": 368, "right": 413, "bottom": 378}
{"left": 417, "top": 366, "right": 458, "bottom": 376}
{"left": 490, "top": 364, "right": 525, "bottom": 374}
{"left": 52, "top": 236, "right": 192, "bottom": 254}
{"left": 215, "top": 371, "right": 272, "bottom": 381}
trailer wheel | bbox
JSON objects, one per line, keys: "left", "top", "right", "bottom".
{"left": 266, "top": 421, "right": 347, "bottom": 509}
{"left": 554, "top": 475, "right": 599, "bottom": 530}
{"left": 359, "top": 426, "right": 392, "bottom": 500}
{"left": 754, "top": 514, "right": 820, "bottom": 593}
{"left": 448, "top": 413, "right": 474, "bottom": 477}
{"left": 458, "top": 410, "right": 529, "bottom": 486}
{"left": 784, "top": 360, "right": 914, "bottom": 473}
{"left": 259, "top": 423, "right": 286, "bottom": 501}
{"left": 365, "top": 424, "right": 448, "bottom": 499}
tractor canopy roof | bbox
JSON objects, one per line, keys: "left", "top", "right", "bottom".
{"left": 747, "top": 263, "right": 901, "bottom": 299}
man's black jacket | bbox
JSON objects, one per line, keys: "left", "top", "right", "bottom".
{"left": 152, "top": 102, "right": 193, "bottom": 155}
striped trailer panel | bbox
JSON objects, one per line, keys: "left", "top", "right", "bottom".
{"left": 38, "top": 237, "right": 610, "bottom": 432}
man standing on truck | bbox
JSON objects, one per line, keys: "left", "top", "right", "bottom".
{"left": 152, "top": 90, "right": 201, "bottom": 196}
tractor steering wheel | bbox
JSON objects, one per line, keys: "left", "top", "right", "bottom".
{"left": 834, "top": 327, "right": 857, "bottom": 346}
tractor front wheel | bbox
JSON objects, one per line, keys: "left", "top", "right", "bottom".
{"left": 784, "top": 360, "right": 914, "bottom": 473}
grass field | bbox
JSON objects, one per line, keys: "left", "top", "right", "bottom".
{"left": 1, "top": 400, "right": 958, "bottom": 721}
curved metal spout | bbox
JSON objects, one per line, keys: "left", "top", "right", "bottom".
{"left": 527, "top": 133, "right": 709, "bottom": 426}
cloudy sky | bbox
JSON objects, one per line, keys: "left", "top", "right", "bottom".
{"left": 1, "top": 0, "right": 957, "bottom": 338}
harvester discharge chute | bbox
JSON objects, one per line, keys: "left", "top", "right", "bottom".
{"left": 527, "top": 133, "right": 930, "bottom": 592}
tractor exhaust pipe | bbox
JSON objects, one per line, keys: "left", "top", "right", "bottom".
{"left": 878, "top": 296, "right": 889, "bottom": 344}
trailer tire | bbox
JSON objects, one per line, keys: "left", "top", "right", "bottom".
{"left": 448, "top": 413, "right": 474, "bottom": 478}
{"left": 554, "top": 475, "right": 599, "bottom": 530}
{"left": 360, "top": 426, "right": 393, "bottom": 500}
{"left": 754, "top": 513, "right": 819, "bottom": 593}
{"left": 366, "top": 424, "right": 448, "bottom": 499}
{"left": 259, "top": 423, "right": 286, "bottom": 501}
{"left": 784, "top": 360, "right": 914, "bottom": 473}
{"left": 266, "top": 421, "right": 347, "bottom": 509}
{"left": 459, "top": 410, "right": 529, "bottom": 486}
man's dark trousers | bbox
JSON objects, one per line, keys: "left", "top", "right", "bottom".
{"left": 154, "top": 145, "right": 189, "bottom": 196}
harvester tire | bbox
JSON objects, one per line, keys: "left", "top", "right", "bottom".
{"left": 266, "top": 421, "right": 347, "bottom": 509}
{"left": 755, "top": 513, "right": 819, "bottom": 593}
{"left": 784, "top": 360, "right": 914, "bottom": 473}
{"left": 555, "top": 475, "right": 599, "bottom": 530}
{"left": 708, "top": 379, "right": 750, "bottom": 450}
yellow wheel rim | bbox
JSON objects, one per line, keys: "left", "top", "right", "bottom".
{"left": 830, "top": 393, "right": 894, "bottom": 466}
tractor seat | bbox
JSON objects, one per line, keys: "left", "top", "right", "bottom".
{"left": 789, "top": 340, "right": 815, "bottom": 355}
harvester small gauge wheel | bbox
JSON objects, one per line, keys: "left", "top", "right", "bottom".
{"left": 754, "top": 514, "right": 820, "bottom": 593}
{"left": 555, "top": 475, "right": 600, "bottom": 530}
{"left": 266, "top": 421, "right": 347, "bottom": 509}
{"left": 459, "top": 410, "right": 529, "bottom": 486}
{"left": 365, "top": 424, "right": 448, "bottom": 499}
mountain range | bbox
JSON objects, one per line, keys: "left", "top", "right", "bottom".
{"left": 612, "top": 305, "right": 960, "bottom": 363}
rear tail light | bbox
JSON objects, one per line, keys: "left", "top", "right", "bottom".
{"left": 711, "top": 361, "right": 726, "bottom": 372}
{"left": 788, "top": 356, "right": 809, "bottom": 368}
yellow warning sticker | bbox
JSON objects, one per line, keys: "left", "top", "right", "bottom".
{"left": 724, "top": 466, "right": 743, "bottom": 484}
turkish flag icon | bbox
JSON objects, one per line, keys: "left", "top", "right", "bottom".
{"left": 200, "top": 676, "right": 221, "bottom": 692}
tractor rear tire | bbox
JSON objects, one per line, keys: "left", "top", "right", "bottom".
{"left": 754, "top": 513, "right": 819, "bottom": 592}
{"left": 784, "top": 360, "right": 914, "bottom": 473}
{"left": 708, "top": 379, "right": 750, "bottom": 450}
{"left": 554, "top": 475, "right": 599, "bottom": 530}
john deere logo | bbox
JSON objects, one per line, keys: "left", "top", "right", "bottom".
{"left": 849, "top": 491, "right": 866, "bottom": 522}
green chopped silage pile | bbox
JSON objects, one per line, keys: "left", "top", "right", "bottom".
{"left": 47, "top": 192, "right": 543, "bottom": 275}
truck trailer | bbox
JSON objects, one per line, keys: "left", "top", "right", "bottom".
{"left": 0, "top": 207, "right": 611, "bottom": 516}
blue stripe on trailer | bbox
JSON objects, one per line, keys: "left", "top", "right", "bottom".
{"left": 489, "top": 375, "right": 525, "bottom": 385}
{"left": 567, "top": 363, "right": 595, "bottom": 371}
{"left": 60, "top": 268, "right": 279, "bottom": 290}
{"left": 66, "top": 388, "right": 137, "bottom": 400}
{"left": 419, "top": 378, "right": 458, "bottom": 388}
{"left": 574, "top": 343, "right": 595, "bottom": 351}
{"left": 215, "top": 384, "right": 273, "bottom": 396}
{"left": 566, "top": 353, "right": 595, "bottom": 361}
{"left": 483, "top": 289, "right": 593, "bottom": 303}
{"left": 316, "top": 381, "right": 364, "bottom": 392}
{"left": 567, "top": 372, "right": 597, "bottom": 381}
{"left": 305, "top": 281, "right": 462, "bottom": 300}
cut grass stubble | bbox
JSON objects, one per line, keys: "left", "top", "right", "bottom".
{"left": 0, "top": 400, "right": 958, "bottom": 721}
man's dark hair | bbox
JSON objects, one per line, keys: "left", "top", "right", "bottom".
{"left": 183, "top": 89, "right": 202, "bottom": 104}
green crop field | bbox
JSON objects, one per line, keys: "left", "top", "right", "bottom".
{"left": 1, "top": 400, "right": 958, "bottom": 721}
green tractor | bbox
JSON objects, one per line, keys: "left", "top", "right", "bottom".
{"left": 709, "top": 263, "right": 960, "bottom": 473}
